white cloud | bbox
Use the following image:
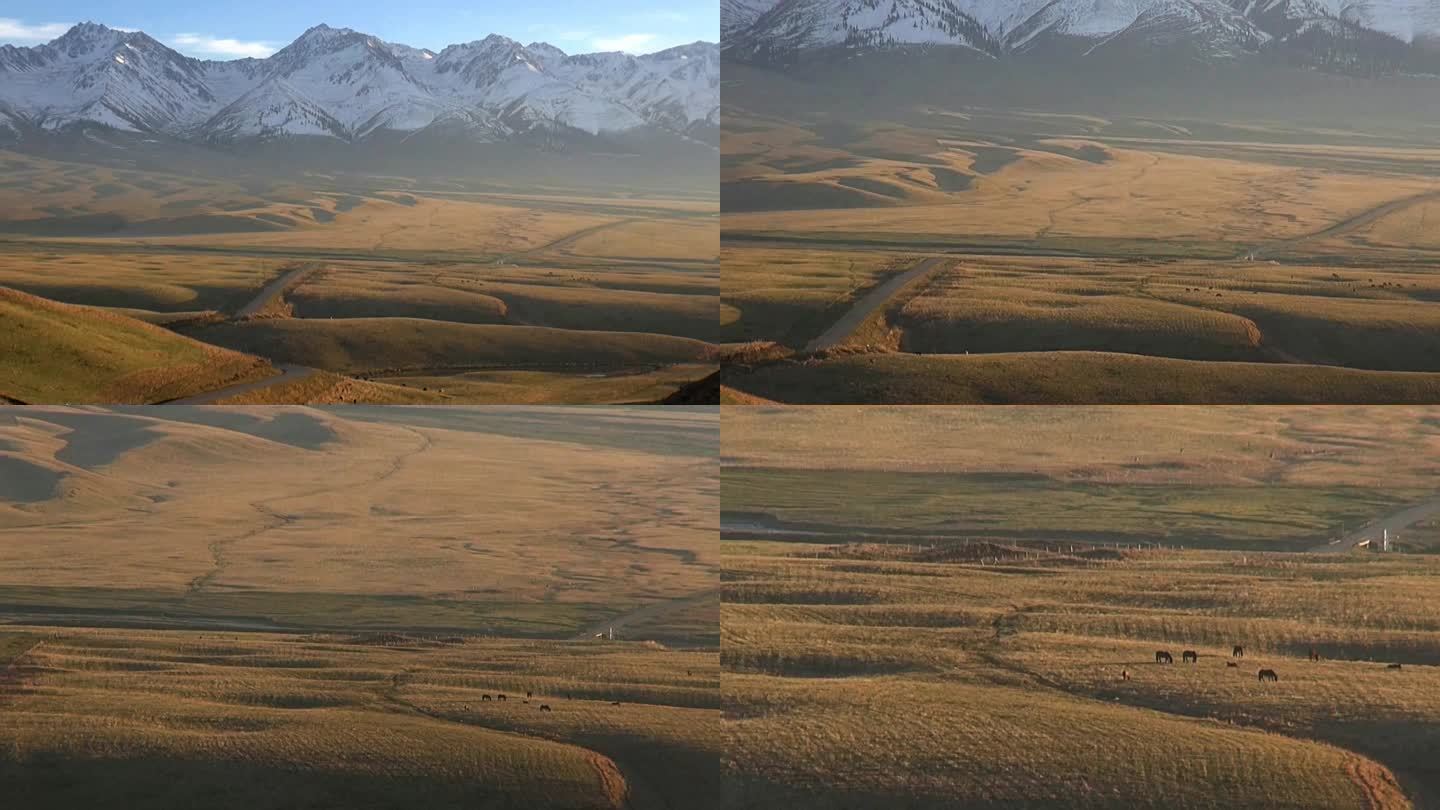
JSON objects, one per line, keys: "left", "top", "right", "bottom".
{"left": 0, "top": 18, "right": 73, "bottom": 44}
{"left": 556, "top": 30, "right": 593, "bottom": 42}
{"left": 592, "top": 33, "right": 657, "bottom": 53}
{"left": 170, "top": 33, "right": 275, "bottom": 59}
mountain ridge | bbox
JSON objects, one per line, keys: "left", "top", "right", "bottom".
{"left": 0, "top": 22, "right": 719, "bottom": 146}
{"left": 724, "top": 0, "right": 1440, "bottom": 74}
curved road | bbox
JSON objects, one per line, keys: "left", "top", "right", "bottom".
{"left": 163, "top": 363, "right": 317, "bottom": 405}
{"left": 1312, "top": 493, "right": 1440, "bottom": 552}
{"left": 803, "top": 257, "right": 949, "bottom": 353}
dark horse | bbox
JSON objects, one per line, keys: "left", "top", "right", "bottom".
{"left": 481, "top": 694, "right": 492, "bottom": 702}
{"left": 1182, "top": 650, "right": 1198, "bottom": 663}
{"left": 539, "top": 704, "right": 552, "bottom": 712}
{"left": 1258, "top": 669, "right": 1279, "bottom": 682}
{"left": 497, "top": 694, "right": 507, "bottom": 702}
{"left": 1232, "top": 645, "right": 1244, "bottom": 658}
{"left": 1226, "top": 662, "right": 1239, "bottom": 668}
{"left": 1387, "top": 663, "right": 1403, "bottom": 671}
{"left": 1156, "top": 651, "right": 1174, "bottom": 664}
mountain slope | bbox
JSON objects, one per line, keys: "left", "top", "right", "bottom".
{"left": 726, "top": 0, "right": 1440, "bottom": 70}
{"left": 0, "top": 23, "right": 719, "bottom": 145}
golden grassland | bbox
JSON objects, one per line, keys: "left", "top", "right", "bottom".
{"left": 0, "top": 627, "right": 719, "bottom": 809}
{"left": 722, "top": 351, "right": 1440, "bottom": 405}
{"left": 720, "top": 247, "right": 911, "bottom": 345}
{"left": 210, "top": 371, "right": 449, "bottom": 405}
{"left": 719, "top": 76, "right": 1440, "bottom": 403}
{"left": 722, "top": 119, "right": 1436, "bottom": 245}
{"left": 375, "top": 364, "right": 721, "bottom": 405}
{"left": 719, "top": 405, "right": 1440, "bottom": 807}
{"left": 182, "top": 318, "right": 715, "bottom": 376}
{"left": 0, "top": 406, "right": 718, "bottom": 638}
{"left": 722, "top": 541, "right": 1439, "bottom": 809}
{"left": 721, "top": 406, "right": 1440, "bottom": 549}
{"left": 0, "top": 288, "right": 275, "bottom": 404}
{"left": 0, "top": 153, "right": 720, "bottom": 404}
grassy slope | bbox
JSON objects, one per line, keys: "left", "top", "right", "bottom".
{"left": 723, "top": 542, "right": 1438, "bottom": 809}
{"left": 0, "top": 287, "right": 273, "bottom": 403}
{"left": 0, "top": 629, "right": 720, "bottom": 810}
{"left": 725, "top": 352, "right": 1440, "bottom": 404}
{"left": 185, "top": 318, "right": 715, "bottom": 375}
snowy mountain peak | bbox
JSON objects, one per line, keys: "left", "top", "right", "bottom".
{"left": 0, "top": 23, "right": 720, "bottom": 145}
{"left": 726, "top": 0, "right": 1440, "bottom": 69}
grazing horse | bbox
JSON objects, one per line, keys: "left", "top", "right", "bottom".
{"left": 1182, "top": 650, "right": 1198, "bottom": 663}
{"left": 497, "top": 694, "right": 507, "bottom": 702}
{"left": 481, "top": 694, "right": 492, "bottom": 702}
{"left": 1156, "top": 651, "right": 1174, "bottom": 664}
{"left": 1258, "top": 669, "right": 1279, "bottom": 683}
{"left": 1226, "top": 662, "right": 1239, "bottom": 668}
{"left": 539, "top": 704, "right": 552, "bottom": 712}
{"left": 1232, "top": 645, "right": 1244, "bottom": 658}
{"left": 1387, "top": 663, "right": 1403, "bottom": 671}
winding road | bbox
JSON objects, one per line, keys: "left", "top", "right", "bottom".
{"left": 803, "top": 257, "right": 949, "bottom": 353}
{"left": 1311, "top": 493, "right": 1440, "bottom": 553}
{"left": 164, "top": 363, "right": 317, "bottom": 405}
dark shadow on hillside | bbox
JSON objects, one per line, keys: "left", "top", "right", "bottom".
{"left": 0, "top": 754, "right": 607, "bottom": 810}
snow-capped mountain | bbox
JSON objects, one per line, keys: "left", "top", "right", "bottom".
{"left": 0, "top": 23, "right": 719, "bottom": 144}
{"left": 724, "top": 0, "right": 785, "bottom": 41}
{"left": 726, "top": 0, "right": 1440, "bottom": 70}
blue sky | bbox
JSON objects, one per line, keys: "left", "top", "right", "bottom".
{"left": 0, "top": 1, "right": 717, "bottom": 58}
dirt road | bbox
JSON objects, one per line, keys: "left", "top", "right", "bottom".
{"left": 163, "top": 363, "right": 317, "bottom": 405}
{"left": 803, "top": 257, "right": 948, "bottom": 353}
{"left": 235, "top": 263, "right": 316, "bottom": 319}
{"left": 573, "top": 588, "right": 719, "bottom": 642}
{"left": 1249, "top": 190, "right": 1440, "bottom": 261}
{"left": 1311, "top": 493, "right": 1440, "bottom": 552}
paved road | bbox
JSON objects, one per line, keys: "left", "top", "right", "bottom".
{"left": 235, "top": 263, "right": 316, "bottom": 318}
{"left": 572, "top": 588, "right": 719, "bottom": 641}
{"left": 164, "top": 363, "right": 317, "bottom": 405}
{"left": 804, "top": 257, "right": 949, "bottom": 353}
{"left": 1311, "top": 494, "right": 1440, "bottom": 552}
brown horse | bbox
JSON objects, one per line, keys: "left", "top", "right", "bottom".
{"left": 1387, "top": 663, "right": 1403, "bottom": 671}
{"left": 1232, "top": 645, "right": 1244, "bottom": 658}
{"left": 497, "top": 694, "right": 507, "bottom": 702}
{"left": 1182, "top": 650, "right": 1198, "bottom": 663}
{"left": 481, "top": 694, "right": 492, "bottom": 702}
{"left": 1226, "top": 662, "right": 1238, "bottom": 668}
{"left": 611, "top": 700, "right": 622, "bottom": 705}
{"left": 1156, "top": 651, "right": 1174, "bottom": 664}
{"left": 1258, "top": 669, "right": 1279, "bottom": 682}
{"left": 539, "top": 704, "right": 552, "bottom": 712}
{"left": 1121, "top": 669, "right": 1131, "bottom": 681}
{"left": 1308, "top": 648, "right": 1320, "bottom": 662}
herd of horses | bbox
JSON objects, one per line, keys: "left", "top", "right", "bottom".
{"left": 462, "top": 689, "right": 623, "bottom": 714}
{"left": 1122, "top": 644, "right": 1406, "bottom": 683}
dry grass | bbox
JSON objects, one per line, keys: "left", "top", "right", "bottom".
{"left": 0, "top": 287, "right": 274, "bottom": 404}
{"left": 724, "top": 351, "right": 1440, "bottom": 405}
{"left": 0, "top": 627, "right": 719, "bottom": 809}
{"left": 0, "top": 406, "right": 718, "bottom": 638}
{"left": 723, "top": 542, "right": 1438, "bottom": 809}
